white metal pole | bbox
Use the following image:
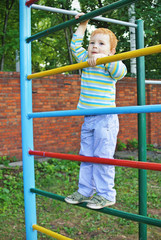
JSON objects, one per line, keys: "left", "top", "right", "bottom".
{"left": 145, "top": 80, "right": 161, "bottom": 85}
{"left": 31, "top": 4, "right": 137, "bottom": 28}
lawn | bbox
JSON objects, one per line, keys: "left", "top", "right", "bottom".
{"left": 0, "top": 154, "right": 161, "bottom": 239}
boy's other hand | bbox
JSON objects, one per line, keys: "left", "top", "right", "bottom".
{"left": 75, "top": 12, "right": 85, "bottom": 19}
{"left": 75, "top": 12, "right": 89, "bottom": 25}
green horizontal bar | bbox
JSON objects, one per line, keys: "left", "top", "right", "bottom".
{"left": 30, "top": 188, "right": 161, "bottom": 228}
{"left": 26, "top": 0, "right": 137, "bottom": 43}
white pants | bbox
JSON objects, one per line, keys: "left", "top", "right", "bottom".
{"left": 78, "top": 114, "right": 119, "bottom": 202}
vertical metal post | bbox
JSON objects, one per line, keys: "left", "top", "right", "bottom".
{"left": 19, "top": 1, "right": 37, "bottom": 239}
{"left": 136, "top": 20, "right": 147, "bottom": 240}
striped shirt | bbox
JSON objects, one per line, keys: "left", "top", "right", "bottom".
{"left": 71, "top": 34, "right": 127, "bottom": 110}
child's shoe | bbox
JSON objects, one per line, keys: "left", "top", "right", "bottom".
{"left": 86, "top": 195, "right": 115, "bottom": 209}
{"left": 65, "top": 191, "right": 91, "bottom": 204}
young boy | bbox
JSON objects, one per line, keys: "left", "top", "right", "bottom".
{"left": 65, "top": 13, "right": 127, "bottom": 209}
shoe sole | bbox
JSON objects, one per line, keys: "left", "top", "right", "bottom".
{"left": 87, "top": 202, "right": 115, "bottom": 209}
{"left": 65, "top": 198, "right": 91, "bottom": 204}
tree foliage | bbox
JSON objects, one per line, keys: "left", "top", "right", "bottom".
{"left": 0, "top": 0, "right": 161, "bottom": 79}
{"left": 31, "top": 0, "right": 74, "bottom": 72}
{"left": 0, "top": 0, "right": 19, "bottom": 71}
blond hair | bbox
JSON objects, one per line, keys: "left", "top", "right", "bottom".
{"left": 91, "top": 28, "right": 118, "bottom": 50}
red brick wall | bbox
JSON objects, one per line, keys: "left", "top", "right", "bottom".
{"left": 32, "top": 74, "right": 83, "bottom": 156}
{"left": 0, "top": 72, "right": 161, "bottom": 160}
{"left": 0, "top": 72, "right": 22, "bottom": 158}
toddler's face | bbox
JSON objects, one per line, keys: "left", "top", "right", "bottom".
{"left": 88, "top": 33, "right": 112, "bottom": 58}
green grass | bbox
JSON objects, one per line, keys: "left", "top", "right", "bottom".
{"left": 0, "top": 157, "right": 161, "bottom": 240}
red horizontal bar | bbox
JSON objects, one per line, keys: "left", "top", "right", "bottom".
{"left": 26, "top": 0, "right": 39, "bottom": 7}
{"left": 29, "top": 150, "right": 161, "bottom": 172}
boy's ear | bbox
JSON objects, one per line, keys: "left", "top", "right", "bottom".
{"left": 110, "top": 48, "right": 116, "bottom": 55}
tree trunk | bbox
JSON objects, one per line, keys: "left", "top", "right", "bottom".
{"left": 128, "top": 3, "right": 136, "bottom": 76}
{"left": 61, "top": 1, "right": 80, "bottom": 74}
{"left": 62, "top": 14, "right": 73, "bottom": 65}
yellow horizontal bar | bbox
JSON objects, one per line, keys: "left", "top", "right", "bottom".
{"left": 32, "top": 224, "right": 73, "bottom": 240}
{"left": 28, "top": 44, "right": 161, "bottom": 80}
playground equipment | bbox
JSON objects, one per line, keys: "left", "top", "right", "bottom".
{"left": 20, "top": 0, "right": 161, "bottom": 239}
{"left": 29, "top": 150, "right": 161, "bottom": 172}
{"left": 25, "top": 0, "right": 39, "bottom": 7}
{"left": 27, "top": 44, "right": 161, "bottom": 80}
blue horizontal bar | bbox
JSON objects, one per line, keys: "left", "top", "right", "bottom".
{"left": 28, "top": 104, "right": 161, "bottom": 119}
